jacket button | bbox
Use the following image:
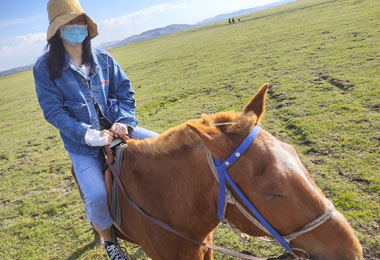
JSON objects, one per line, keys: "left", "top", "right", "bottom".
{"left": 93, "top": 117, "right": 97, "bottom": 121}
{"left": 81, "top": 79, "right": 86, "bottom": 84}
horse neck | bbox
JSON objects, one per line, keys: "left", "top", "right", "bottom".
{"left": 122, "top": 141, "right": 220, "bottom": 238}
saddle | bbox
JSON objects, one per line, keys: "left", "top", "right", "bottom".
{"left": 103, "top": 137, "right": 128, "bottom": 207}
{"left": 71, "top": 137, "right": 128, "bottom": 201}
{"left": 70, "top": 135, "right": 131, "bottom": 241}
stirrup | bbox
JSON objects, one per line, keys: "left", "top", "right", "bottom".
{"left": 92, "top": 228, "right": 103, "bottom": 245}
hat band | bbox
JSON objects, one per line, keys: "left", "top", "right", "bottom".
{"left": 49, "top": 11, "right": 82, "bottom": 25}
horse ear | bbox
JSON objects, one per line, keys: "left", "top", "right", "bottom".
{"left": 243, "top": 83, "right": 269, "bottom": 123}
{"left": 186, "top": 123, "right": 221, "bottom": 153}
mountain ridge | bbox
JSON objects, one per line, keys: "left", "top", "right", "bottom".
{"left": 97, "top": 0, "right": 297, "bottom": 50}
{"left": 0, "top": 0, "right": 297, "bottom": 76}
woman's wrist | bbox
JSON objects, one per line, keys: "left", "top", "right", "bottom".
{"left": 84, "top": 128, "right": 109, "bottom": 146}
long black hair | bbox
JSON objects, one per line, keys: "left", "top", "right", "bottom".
{"left": 46, "top": 32, "right": 93, "bottom": 80}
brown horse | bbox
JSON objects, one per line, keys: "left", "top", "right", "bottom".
{"left": 114, "top": 83, "right": 362, "bottom": 260}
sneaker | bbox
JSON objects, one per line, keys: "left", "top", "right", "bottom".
{"left": 104, "top": 241, "right": 128, "bottom": 260}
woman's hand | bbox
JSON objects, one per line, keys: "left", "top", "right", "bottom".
{"left": 110, "top": 123, "right": 128, "bottom": 137}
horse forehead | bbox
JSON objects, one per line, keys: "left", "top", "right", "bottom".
{"left": 256, "top": 131, "right": 301, "bottom": 171}
{"left": 265, "top": 138, "right": 326, "bottom": 198}
{"left": 268, "top": 140, "right": 302, "bottom": 173}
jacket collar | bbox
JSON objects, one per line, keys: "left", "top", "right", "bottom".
{"left": 63, "top": 48, "right": 109, "bottom": 71}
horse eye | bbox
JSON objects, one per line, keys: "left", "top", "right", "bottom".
{"left": 262, "top": 191, "right": 284, "bottom": 200}
{"left": 270, "top": 193, "right": 284, "bottom": 199}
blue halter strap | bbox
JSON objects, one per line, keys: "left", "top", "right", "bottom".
{"left": 213, "top": 124, "right": 292, "bottom": 252}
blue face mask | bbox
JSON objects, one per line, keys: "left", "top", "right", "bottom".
{"left": 60, "top": 24, "right": 88, "bottom": 45}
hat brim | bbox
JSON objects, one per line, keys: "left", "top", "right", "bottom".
{"left": 47, "top": 13, "right": 98, "bottom": 40}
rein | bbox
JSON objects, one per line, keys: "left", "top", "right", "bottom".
{"left": 205, "top": 125, "right": 334, "bottom": 260}
{"left": 104, "top": 144, "right": 266, "bottom": 260}
{"left": 104, "top": 124, "right": 333, "bottom": 260}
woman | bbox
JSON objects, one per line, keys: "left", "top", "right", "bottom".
{"left": 33, "top": 0, "right": 158, "bottom": 259}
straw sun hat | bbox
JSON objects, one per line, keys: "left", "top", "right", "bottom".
{"left": 47, "top": 0, "right": 98, "bottom": 40}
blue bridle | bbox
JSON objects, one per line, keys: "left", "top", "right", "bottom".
{"left": 213, "top": 124, "right": 293, "bottom": 252}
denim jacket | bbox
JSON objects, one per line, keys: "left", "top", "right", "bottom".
{"left": 33, "top": 48, "right": 139, "bottom": 156}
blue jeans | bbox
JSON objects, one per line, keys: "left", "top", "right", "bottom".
{"left": 70, "top": 126, "right": 159, "bottom": 230}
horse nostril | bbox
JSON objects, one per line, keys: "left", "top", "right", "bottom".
{"left": 309, "top": 255, "right": 324, "bottom": 260}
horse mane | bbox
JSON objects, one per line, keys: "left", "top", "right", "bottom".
{"left": 127, "top": 111, "right": 257, "bottom": 155}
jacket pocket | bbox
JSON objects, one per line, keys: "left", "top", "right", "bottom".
{"left": 63, "top": 101, "right": 89, "bottom": 123}
{"left": 107, "top": 98, "right": 119, "bottom": 112}
{"left": 104, "top": 98, "right": 118, "bottom": 124}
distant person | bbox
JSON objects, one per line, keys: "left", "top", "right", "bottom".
{"left": 238, "top": 18, "right": 241, "bottom": 22}
{"left": 232, "top": 18, "right": 235, "bottom": 24}
{"left": 229, "top": 18, "right": 231, "bottom": 24}
{"left": 33, "top": 0, "right": 158, "bottom": 259}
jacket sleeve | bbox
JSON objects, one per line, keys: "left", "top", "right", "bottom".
{"left": 109, "top": 57, "right": 139, "bottom": 128}
{"left": 33, "top": 64, "right": 91, "bottom": 144}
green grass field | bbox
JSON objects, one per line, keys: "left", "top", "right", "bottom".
{"left": 1, "top": 0, "right": 379, "bottom": 259}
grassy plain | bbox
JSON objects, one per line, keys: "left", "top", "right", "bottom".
{"left": 0, "top": 0, "right": 379, "bottom": 259}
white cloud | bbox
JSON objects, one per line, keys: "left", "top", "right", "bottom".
{"left": 0, "top": 0, "right": 285, "bottom": 71}
{"left": 0, "top": 15, "right": 44, "bottom": 29}
{"left": 0, "top": 32, "right": 46, "bottom": 71}
{"left": 92, "top": 2, "right": 189, "bottom": 46}
{"left": 101, "top": 3, "right": 188, "bottom": 28}
{"left": 0, "top": 3, "right": 190, "bottom": 71}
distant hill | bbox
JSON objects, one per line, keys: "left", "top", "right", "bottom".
{"left": 99, "top": 24, "right": 194, "bottom": 50}
{"left": 2, "top": 0, "right": 298, "bottom": 75}
{"left": 97, "top": 40, "right": 121, "bottom": 50}
{"left": 98, "top": 0, "right": 297, "bottom": 50}
{"left": 196, "top": 0, "right": 297, "bottom": 25}
{"left": 0, "top": 64, "right": 33, "bottom": 78}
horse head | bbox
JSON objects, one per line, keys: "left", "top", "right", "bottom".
{"left": 187, "top": 83, "right": 362, "bottom": 260}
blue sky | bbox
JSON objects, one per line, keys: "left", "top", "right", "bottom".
{"left": 0, "top": 0, "right": 281, "bottom": 71}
